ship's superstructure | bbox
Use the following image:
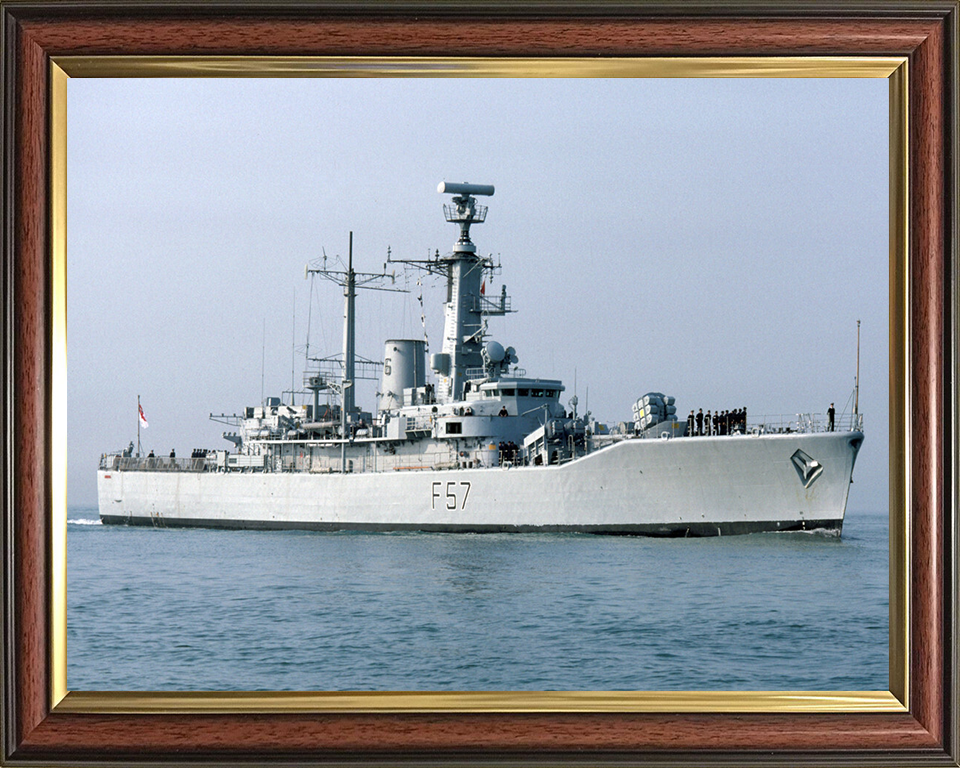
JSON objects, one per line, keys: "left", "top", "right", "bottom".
{"left": 98, "top": 182, "right": 864, "bottom": 536}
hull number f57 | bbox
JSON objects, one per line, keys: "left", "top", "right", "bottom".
{"left": 431, "top": 481, "right": 471, "bottom": 510}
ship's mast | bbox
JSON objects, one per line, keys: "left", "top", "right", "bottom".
{"left": 343, "top": 233, "right": 356, "bottom": 417}
{"left": 855, "top": 319, "right": 860, "bottom": 416}
{"left": 307, "top": 232, "right": 404, "bottom": 470}
{"left": 385, "top": 182, "right": 513, "bottom": 404}
{"left": 438, "top": 183, "right": 491, "bottom": 402}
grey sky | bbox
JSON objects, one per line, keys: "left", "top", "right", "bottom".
{"left": 68, "top": 76, "right": 888, "bottom": 511}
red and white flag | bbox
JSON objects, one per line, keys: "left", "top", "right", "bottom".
{"left": 138, "top": 403, "right": 149, "bottom": 429}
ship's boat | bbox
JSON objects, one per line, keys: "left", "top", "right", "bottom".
{"left": 97, "top": 182, "right": 864, "bottom": 536}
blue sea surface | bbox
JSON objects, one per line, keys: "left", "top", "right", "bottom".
{"left": 67, "top": 507, "right": 888, "bottom": 691}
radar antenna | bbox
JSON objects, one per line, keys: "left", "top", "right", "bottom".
{"left": 437, "top": 181, "right": 495, "bottom": 253}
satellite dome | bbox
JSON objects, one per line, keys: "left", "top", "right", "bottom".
{"left": 485, "top": 341, "right": 505, "bottom": 363}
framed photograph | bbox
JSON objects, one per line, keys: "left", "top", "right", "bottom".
{"left": 64, "top": 67, "right": 894, "bottom": 696}
{"left": 2, "top": 3, "right": 957, "bottom": 766}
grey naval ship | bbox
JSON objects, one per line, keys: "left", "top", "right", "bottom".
{"left": 98, "top": 182, "right": 864, "bottom": 536}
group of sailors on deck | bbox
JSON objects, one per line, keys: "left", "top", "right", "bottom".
{"left": 687, "top": 407, "right": 748, "bottom": 437}
{"left": 498, "top": 440, "right": 520, "bottom": 465}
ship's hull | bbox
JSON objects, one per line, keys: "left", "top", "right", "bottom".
{"left": 97, "top": 431, "right": 862, "bottom": 536}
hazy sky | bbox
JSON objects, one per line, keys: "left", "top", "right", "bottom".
{"left": 67, "top": 77, "right": 888, "bottom": 511}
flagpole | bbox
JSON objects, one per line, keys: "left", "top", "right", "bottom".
{"left": 137, "top": 394, "right": 142, "bottom": 457}
{"left": 854, "top": 320, "right": 860, "bottom": 416}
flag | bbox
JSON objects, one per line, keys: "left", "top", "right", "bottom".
{"left": 138, "top": 402, "right": 149, "bottom": 429}
{"left": 480, "top": 280, "right": 486, "bottom": 296}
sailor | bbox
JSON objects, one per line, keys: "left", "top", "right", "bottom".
{"left": 147, "top": 449, "right": 155, "bottom": 458}
{"left": 499, "top": 405, "right": 509, "bottom": 417}
{"left": 828, "top": 403, "right": 835, "bottom": 432}
{"left": 687, "top": 410, "right": 695, "bottom": 436}
{"left": 705, "top": 410, "right": 712, "bottom": 436}
{"left": 169, "top": 449, "right": 176, "bottom": 458}
{"left": 696, "top": 408, "right": 703, "bottom": 436}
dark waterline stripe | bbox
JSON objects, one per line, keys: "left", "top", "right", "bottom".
{"left": 99, "top": 515, "right": 843, "bottom": 537}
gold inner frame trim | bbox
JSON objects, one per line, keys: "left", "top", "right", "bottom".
{"left": 887, "top": 62, "right": 910, "bottom": 710}
{"left": 50, "top": 62, "right": 69, "bottom": 709}
{"left": 49, "top": 55, "right": 909, "bottom": 715}
{"left": 56, "top": 690, "right": 906, "bottom": 715}
{"left": 54, "top": 55, "right": 905, "bottom": 79}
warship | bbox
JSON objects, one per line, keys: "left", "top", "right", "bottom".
{"left": 98, "top": 182, "right": 864, "bottom": 536}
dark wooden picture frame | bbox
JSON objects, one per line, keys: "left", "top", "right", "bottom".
{"left": 2, "top": 3, "right": 957, "bottom": 765}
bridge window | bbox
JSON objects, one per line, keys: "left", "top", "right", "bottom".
{"left": 445, "top": 421, "right": 462, "bottom": 435}
{"left": 501, "top": 389, "right": 515, "bottom": 397}
{"left": 518, "top": 389, "right": 529, "bottom": 397}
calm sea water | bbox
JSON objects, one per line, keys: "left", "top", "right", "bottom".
{"left": 67, "top": 506, "right": 888, "bottom": 691}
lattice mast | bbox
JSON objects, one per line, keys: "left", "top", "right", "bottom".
{"left": 306, "top": 232, "right": 405, "bottom": 418}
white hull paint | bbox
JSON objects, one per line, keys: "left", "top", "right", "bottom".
{"left": 98, "top": 431, "right": 862, "bottom": 536}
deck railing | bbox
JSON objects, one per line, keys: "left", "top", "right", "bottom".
{"left": 748, "top": 412, "right": 863, "bottom": 434}
{"left": 99, "top": 455, "right": 210, "bottom": 472}
{"left": 679, "top": 412, "right": 864, "bottom": 437}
